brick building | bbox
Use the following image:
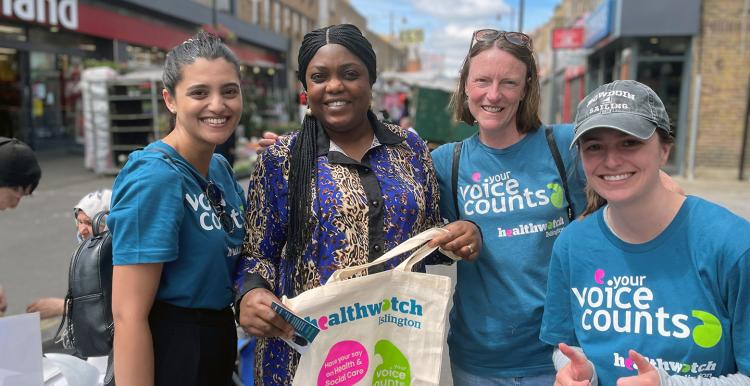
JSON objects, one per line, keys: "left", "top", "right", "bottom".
{"left": 533, "top": 0, "right": 750, "bottom": 179}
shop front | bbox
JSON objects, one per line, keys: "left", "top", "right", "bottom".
{"left": 1, "top": 0, "right": 287, "bottom": 150}
{"left": 584, "top": 0, "right": 700, "bottom": 172}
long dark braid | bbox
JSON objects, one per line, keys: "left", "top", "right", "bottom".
{"left": 286, "top": 24, "right": 378, "bottom": 264}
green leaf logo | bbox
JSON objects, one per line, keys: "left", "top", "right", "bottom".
{"left": 547, "top": 183, "right": 565, "bottom": 209}
{"left": 691, "top": 310, "right": 722, "bottom": 348}
{"left": 373, "top": 340, "right": 410, "bottom": 386}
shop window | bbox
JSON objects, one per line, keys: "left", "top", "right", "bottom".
{"left": 263, "top": 0, "right": 270, "bottom": 28}
{"left": 215, "top": 0, "right": 234, "bottom": 14}
{"left": 273, "top": 1, "right": 281, "bottom": 33}
{"left": 251, "top": 0, "right": 259, "bottom": 24}
{"left": 639, "top": 37, "right": 689, "bottom": 57}
{"left": 283, "top": 6, "right": 290, "bottom": 34}
{"left": 291, "top": 12, "right": 297, "bottom": 36}
{"left": 0, "top": 48, "right": 20, "bottom": 138}
{"left": 0, "top": 22, "right": 26, "bottom": 42}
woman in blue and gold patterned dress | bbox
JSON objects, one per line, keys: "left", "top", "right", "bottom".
{"left": 235, "top": 24, "right": 482, "bottom": 385}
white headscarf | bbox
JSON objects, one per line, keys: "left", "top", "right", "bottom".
{"left": 74, "top": 189, "right": 112, "bottom": 219}
{"left": 74, "top": 189, "right": 112, "bottom": 242}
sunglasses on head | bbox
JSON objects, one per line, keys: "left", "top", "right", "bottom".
{"left": 469, "top": 29, "right": 531, "bottom": 50}
{"left": 205, "top": 181, "right": 236, "bottom": 234}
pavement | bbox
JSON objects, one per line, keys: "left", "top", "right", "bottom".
{"left": 0, "top": 149, "right": 748, "bottom": 384}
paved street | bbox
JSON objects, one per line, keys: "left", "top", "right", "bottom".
{"left": 1, "top": 150, "right": 748, "bottom": 384}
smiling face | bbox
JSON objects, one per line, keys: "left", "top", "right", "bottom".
{"left": 162, "top": 57, "right": 242, "bottom": 148}
{"left": 579, "top": 128, "right": 671, "bottom": 206}
{"left": 465, "top": 47, "right": 527, "bottom": 135}
{"left": 305, "top": 44, "right": 372, "bottom": 135}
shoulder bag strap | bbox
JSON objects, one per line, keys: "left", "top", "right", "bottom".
{"left": 451, "top": 141, "right": 463, "bottom": 220}
{"left": 545, "top": 126, "right": 575, "bottom": 221}
{"left": 91, "top": 210, "right": 109, "bottom": 238}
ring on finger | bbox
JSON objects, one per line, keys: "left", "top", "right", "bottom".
{"left": 467, "top": 244, "right": 474, "bottom": 254}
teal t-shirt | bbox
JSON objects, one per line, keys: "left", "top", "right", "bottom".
{"left": 540, "top": 196, "right": 750, "bottom": 385}
{"left": 108, "top": 141, "right": 246, "bottom": 310}
{"left": 431, "top": 125, "right": 587, "bottom": 377}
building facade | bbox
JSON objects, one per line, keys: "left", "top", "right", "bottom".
{"left": 533, "top": 0, "right": 750, "bottom": 179}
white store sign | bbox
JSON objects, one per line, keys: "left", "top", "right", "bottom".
{"left": 1, "top": 0, "right": 78, "bottom": 30}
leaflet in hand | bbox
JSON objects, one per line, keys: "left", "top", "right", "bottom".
{"left": 272, "top": 301, "right": 320, "bottom": 354}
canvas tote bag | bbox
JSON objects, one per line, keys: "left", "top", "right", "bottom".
{"left": 285, "top": 227, "right": 456, "bottom": 386}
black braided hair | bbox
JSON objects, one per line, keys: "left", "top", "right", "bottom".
{"left": 287, "top": 24, "right": 377, "bottom": 265}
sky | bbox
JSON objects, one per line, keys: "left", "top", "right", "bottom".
{"left": 349, "top": 0, "right": 560, "bottom": 76}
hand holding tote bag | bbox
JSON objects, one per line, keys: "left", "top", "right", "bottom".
{"left": 284, "top": 228, "right": 457, "bottom": 386}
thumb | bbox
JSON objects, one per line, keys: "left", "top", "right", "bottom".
{"left": 629, "top": 350, "right": 654, "bottom": 375}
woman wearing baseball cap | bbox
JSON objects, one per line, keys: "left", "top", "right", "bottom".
{"left": 540, "top": 80, "right": 750, "bottom": 385}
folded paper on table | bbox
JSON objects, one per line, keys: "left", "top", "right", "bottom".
{"left": 0, "top": 312, "right": 43, "bottom": 386}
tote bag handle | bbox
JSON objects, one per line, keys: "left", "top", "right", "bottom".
{"left": 327, "top": 228, "right": 459, "bottom": 284}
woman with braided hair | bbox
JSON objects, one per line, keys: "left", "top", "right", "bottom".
{"left": 235, "top": 24, "right": 482, "bottom": 384}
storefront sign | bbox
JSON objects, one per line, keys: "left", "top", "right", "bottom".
{"left": 1, "top": 0, "right": 78, "bottom": 30}
{"left": 584, "top": 0, "right": 612, "bottom": 48}
{"left": 552, "top": 27, "right": 584, "bottom": 49}
{"left": 400, "top": 28, "right": 424, "bottom": 44}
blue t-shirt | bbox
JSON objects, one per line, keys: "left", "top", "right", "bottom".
{"left": 108, "top": 141, "right": 246, "bottom": 310}
{"left": 431, "top": 125, "right": 587, "bottom": 377}
{"left": 540, "top": 196, "right": 750, "bottom": 385}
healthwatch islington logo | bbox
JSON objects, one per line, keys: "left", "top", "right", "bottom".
{"left": 304, "top": 296, "right": 425, "bottom": 331}
{"left": 572, "top": 269, "right": 722, "bottom": 348}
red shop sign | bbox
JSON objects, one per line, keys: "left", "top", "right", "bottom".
{"left": 552, "top": 27, "right": 584, "bottom": 49}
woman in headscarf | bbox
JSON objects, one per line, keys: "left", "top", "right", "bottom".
{"left": 26, "top": 188, "right": 112, "bottom": 319}
{"left": 73, "top": 188, "right": 112, "bottom": 242}
{"left": 235, "top": 24, "right": 481, "bottom": 384}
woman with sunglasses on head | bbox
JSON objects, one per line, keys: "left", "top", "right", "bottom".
{"left": 235, "top": 24, "right": 482, "bottom": 385}
{"left": 429, "top": 29, "right": 588, "bottom": 385}
{"left": 540, "top": 80, "right": 750, "bottom": 386}
{"left": 107, "top": 31, "right": 246, "bottom": 386}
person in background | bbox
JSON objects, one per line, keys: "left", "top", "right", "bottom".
{"left": 73, "top": 189, "right": 112, "bottom": 243}
{"left": 0, "top": 137, "right": 41, "bottom": 317}
{"left": 399, "top": 116, "right": 418, "bottom": 135}
{"left": 26, "top": 189, "right": 112, "bottom": 319}
{"left": 236, "top": 24, "right": 481, "bottom": 385}
{"left": 108, "top": 31, "right": 246, "bottom": 386}
{"left": 541, "top": 80, "right": 749, "bottom": 386}
{"left": 0, "top": 137, "right": 41, "bottom": 210}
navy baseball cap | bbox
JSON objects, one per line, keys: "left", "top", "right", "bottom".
{"left": 572, "top": 80, "right": 671, "bottom": 148}
{"left": 0, "top": 137, "right": 41, "bottom": 192}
